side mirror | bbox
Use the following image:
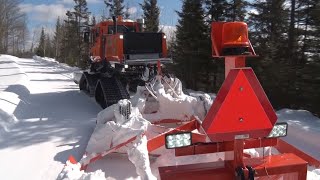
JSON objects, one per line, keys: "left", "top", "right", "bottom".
{"left": 84, "top": 32, "right": 90, "bottom": 43}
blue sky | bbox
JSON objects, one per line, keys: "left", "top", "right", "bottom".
{"left": 21, "top": 0, "right": 181, "bottom": 36}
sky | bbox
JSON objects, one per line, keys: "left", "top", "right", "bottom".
{"left": 20, "top": 0, "right": 182, "bottom": 37}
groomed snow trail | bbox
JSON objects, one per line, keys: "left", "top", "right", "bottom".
{"left": 0, "top": 55, "right": 101, "bottom": 180}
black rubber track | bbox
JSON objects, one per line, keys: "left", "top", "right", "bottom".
{"left": 95, "top": 75, "right": 130, "bottom": 109}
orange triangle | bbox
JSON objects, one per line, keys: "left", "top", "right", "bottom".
{"left": 202, "top": 68, "right": 277, "bottom": 142}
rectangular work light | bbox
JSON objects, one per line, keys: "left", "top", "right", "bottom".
{"left": 267, "top": 122, "right": 288, "bottom": 138}
{"left": 165, "top": 132, "right": 192, "bottom": 149}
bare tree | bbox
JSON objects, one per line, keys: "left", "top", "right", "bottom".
{"left": 0, "top": 0, "right": 28, "bottom": 55}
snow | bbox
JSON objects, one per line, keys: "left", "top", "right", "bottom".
{"left": 59, "top": 160, "right": 105, "bottom": 180}
{"left": 0, "top": 55, "right": 101, "bottom": 180}
{"left": 0, "top": 54, "right": 319, "bottom": 180}
{"left": 278, "top": 108, "right": 320, "bottom": 160}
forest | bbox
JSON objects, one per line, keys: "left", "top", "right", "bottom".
{"left": 0, "top": 0, "right": 319, "bottom": 115}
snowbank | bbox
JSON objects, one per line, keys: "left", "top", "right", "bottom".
{"left": 33, "top": 56, "right": 81, "bottom": 81}
{"left": 33, "top": 56, "right": 80, "bottom": 72}
{"left": 277, "top": 108, "right": 320, "bottom": 160}
{"left": 0, "top": 92, "right": 20, "bottom": 134}
{"left": 0, "top": 55, "right": 102, "bottom": 180}
{"left": 0, "top": 55, "right": 28, "bottom": 135}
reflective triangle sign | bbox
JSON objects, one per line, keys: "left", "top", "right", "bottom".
{"left": 202, "top": 68, "right": 277, "bottom": 142}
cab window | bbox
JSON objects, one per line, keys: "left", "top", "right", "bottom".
{"left": 108, "top": 25, "right": 135, "bottom": 34}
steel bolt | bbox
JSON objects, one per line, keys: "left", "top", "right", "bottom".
{"left": 239, "top": 118, "right": 244, "bottom": 122}
{"left": 239, "top": 86, "right": 244, "bottom": 92}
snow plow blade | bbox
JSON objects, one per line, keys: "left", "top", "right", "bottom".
{"left": 277, "top": 139, "right": 320, "bottom": 168}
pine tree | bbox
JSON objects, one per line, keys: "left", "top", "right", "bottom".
{"left": 60, "top": 0, "right": 90, "bottom": 67}
{"left": 124, "top": 3, "right": 130, "bottom": 19}
{"left": 293, "top": 1, "right": 320, "bottom": 114}
{"left": 36, "top": 27, "right": 45, "bottom": 57}
{"left": 204, "top": 0, "right": 229, "bottom": 22}
{"left": 53, "top": 17, "right": 62, "bottom": 60}
{"left": 173, "top": 0, "right": 212, "bottom": 90}
{"left": 140, "top": 0, "right": 160, "bottom": 32}
{"left": 226, "top": 0, "right": 247, "bottom": 21}
{"left": 248, "top": 0, "right": 288, "bottom": 62}
{"left": 63, "top": 10, "right": 78, "bottom": 65}
{"left": 296, "top": 0, "right": 319, "bottom": 64}
{"left": 91, "top": 15, "right": 97, "bottom": 25}
{"left": 45, "top": 34, "right": 54, "bottom": 58}
{"left": 248, "top": 0, "right": 292, "bottom": 108}
{"left": 105, "top": 0, "right": 124, "bottom": 17}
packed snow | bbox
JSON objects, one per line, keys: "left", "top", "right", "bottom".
{"left": 0, "top": 55, "right": 101, "bottom": 179}
{"left": 0, "top": 54, "right": 319, "bottom": 180}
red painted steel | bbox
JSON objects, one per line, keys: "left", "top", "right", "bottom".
{"left": 211, "top": 22, "right": 224, "bottom": 56}
{"left": 159, "top": 162, "right": 234, "bottom": 180}
{"left": 159, "top": 153, "right": 307, "bottom": 180}
{"left": 224, "top": 56, "right": 246, "bottom": 77}
{"left": 250, "top": 153, "right": 307, "bottom": 180}
{"left": 232, "top": 139, "right": 245, "bottom": 168}
{"left": 277, "top": 139, "right": 320, "bottom": 168}
{"left": 202, "top": 68, "right": 277, "bottom": 142}
{"left": 175, "top": 138, "right": 277, "bottom": 156}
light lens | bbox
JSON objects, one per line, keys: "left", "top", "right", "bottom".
{"left": 165, "top": 132, "right": 192, "bottom": 149}
{"left": 267, "top": 122, "right": 288, "bottom": 138}
{"left": 119, "top": 35, "right": 124, "bottom": 39}
{"left": 222, "top": 22, "right": 249, "bottom": 46}
{"left": 163, "top": 35, "right": 167, "bottom": 39}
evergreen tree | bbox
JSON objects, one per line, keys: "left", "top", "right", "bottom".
{"left": 296, "top": 0, "right": 319, "bottom": 64}
{"left": 226, "top": 0, "right": 247, "bottom": 21}
{"left": 45, "top": 34, "right": 54, "bottom": 58}
{"left": 53, "top": 17, "right": 62, "bottom": 60}
{"left": 292, "top": 1, "right": 320, "bottom": 114}
{"left": 204, "top": 0, "right": 229, "bottom": 22}
{"left": 63, "top": 10, "right": 78, "bottom": 65}
{"left": 203, "top": 0, "right": 229, "bottom": 91}
{"left": 173, "top": 0, "right": 212, "bottom": 90}
{"left": 140, "top": 0, "right": 160, "bottom": 32}
{"left": 36, "top": 27, "right": 45, "bottom": 57}
{"left": 124, "top": 3, "right": 130, "bottom": 19}
{"left": 105, "top": 0, "right": 124, "bottom": 17}
{"left": 61, "top": 0, "right": 90, "bottom": 68}
{"left": 287, "top": 0, "right": 297, "bottom": 61}
{"left": 248, "top": 0, "right": 288, "bottom": 62}
{"left": 248, "top": 0, "right": 292, "bottom": 108}
{"left": 91, "top": 15, "right": 97, "bottom": 25}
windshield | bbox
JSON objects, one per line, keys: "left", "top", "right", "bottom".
{"left": 108, "top": 25, "right": 136, "bottom": 34}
